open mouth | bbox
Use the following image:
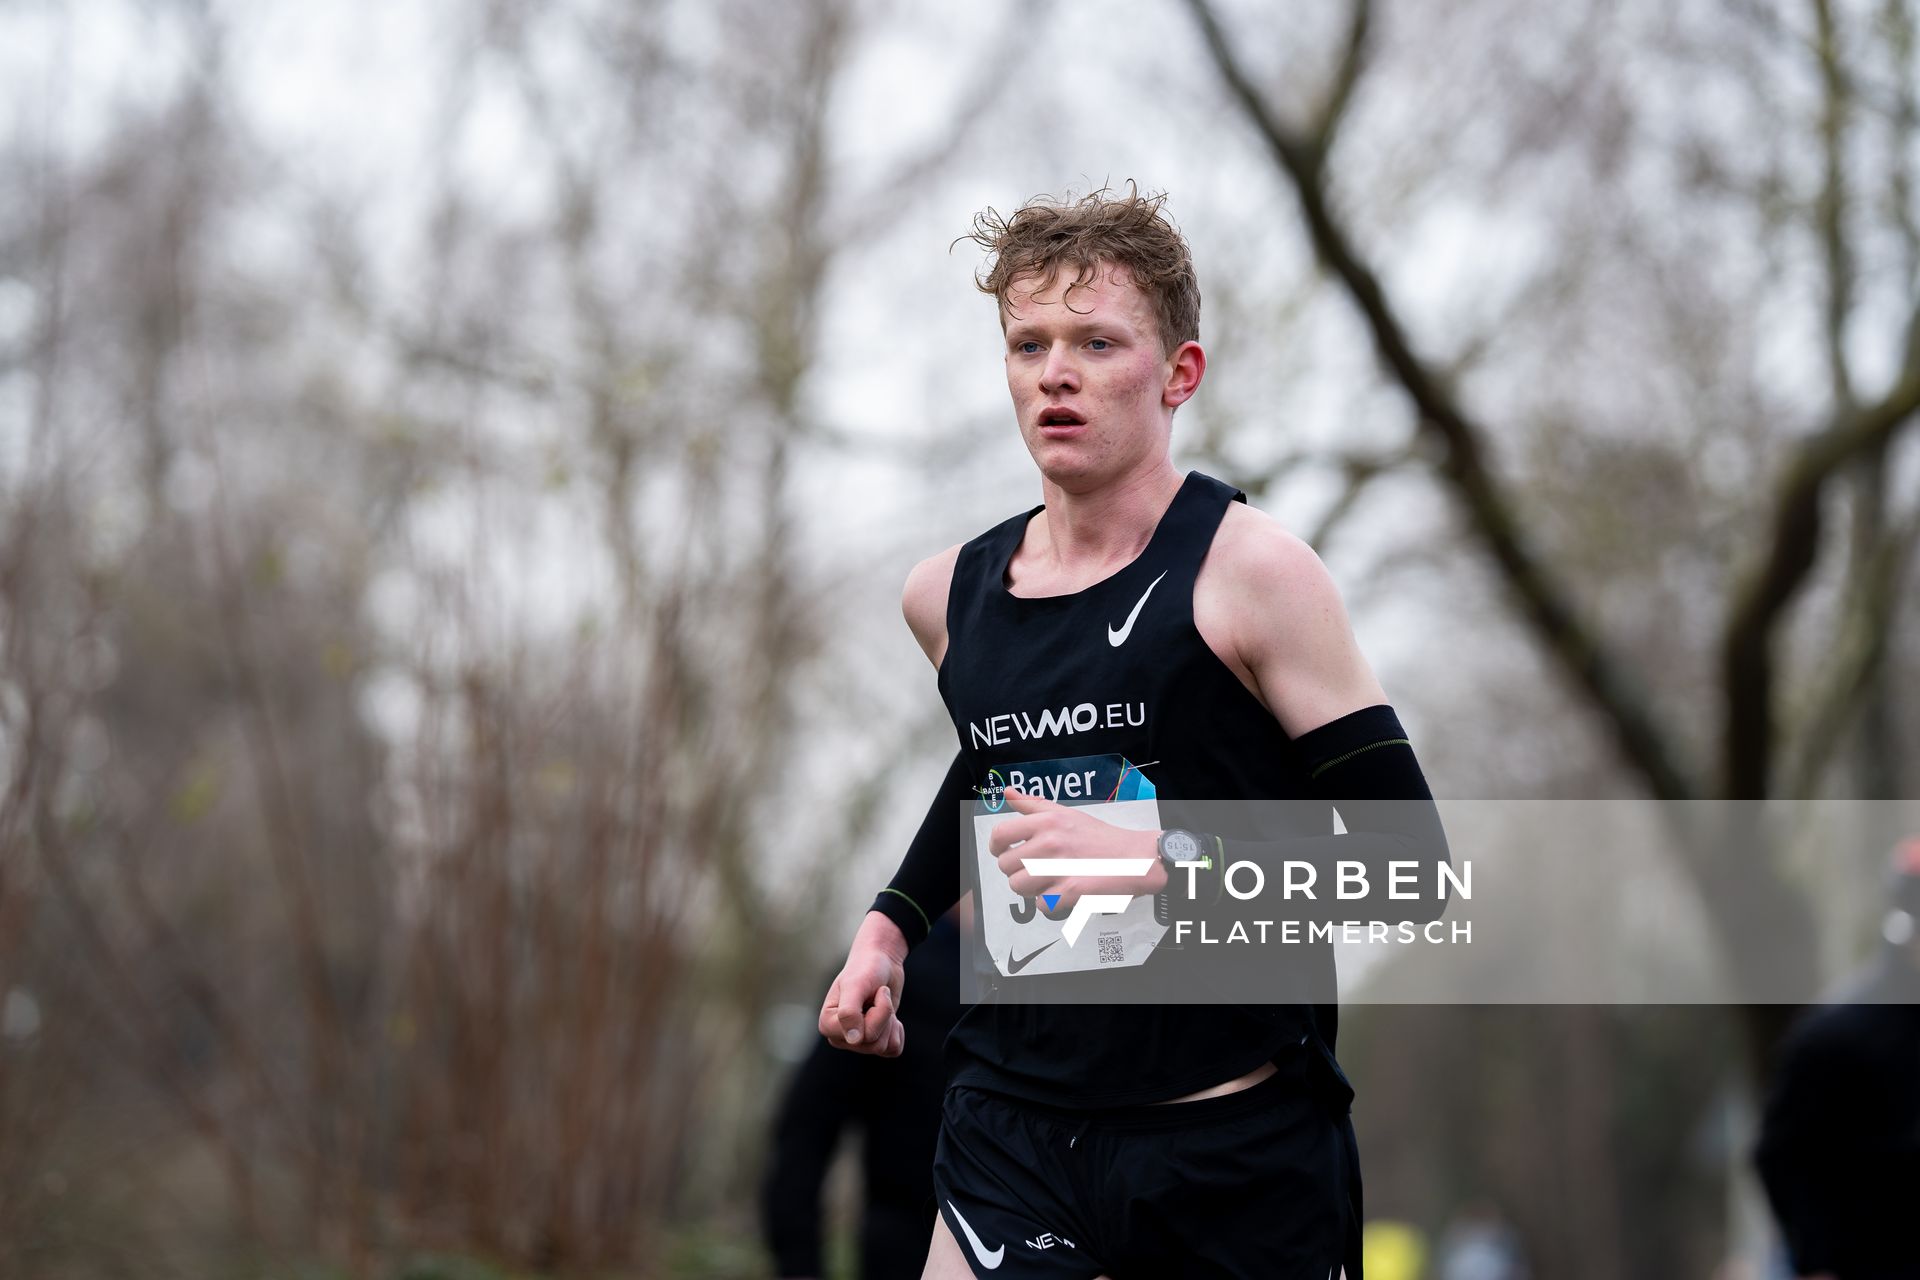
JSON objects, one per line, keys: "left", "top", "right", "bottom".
{"left": 1038, "top": 407, "right": 1086, "bottom": 428}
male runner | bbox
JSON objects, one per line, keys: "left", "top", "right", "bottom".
{"left": 817, "top": 186, "right": 1448, "bottom": 1279}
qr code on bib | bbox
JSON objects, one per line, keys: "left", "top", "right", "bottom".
{"left": 1097, "top": 933, "right": 1125, "bottom": 965}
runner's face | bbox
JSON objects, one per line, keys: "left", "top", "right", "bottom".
{"left": 1002, "top": 264, "right": 1179, "bottom": 485}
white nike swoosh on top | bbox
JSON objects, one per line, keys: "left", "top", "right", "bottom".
{"left": 1107, "top": 569, "right": 1168, "bottom": 647}
{"left": 946, "top": 1199, "right": 1005, "bottom": 1269}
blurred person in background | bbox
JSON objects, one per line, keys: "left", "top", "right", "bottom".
{"left": 1754, "top": 836, "right": 1920, "bottom": 1280}
{"left": 1434, "top": 1201, "right": 1528, "bottom": 1280}
{"left": 765, "top": 910, "right": 962, "bottom": 1279}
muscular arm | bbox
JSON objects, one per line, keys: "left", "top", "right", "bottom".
{"left": 1181, "top": 704, "right": 1450, "bottom": 925}
{"left": 818, "top": 547, "right": 966, "bottom": 1057}
{"left": 1173, "top": 509, "right": 1450, "bottom": 922}
{"left": 865, "top": 544, "right": 969, "bottom": 948}
{"left": 902, "top": 543, "right": 961, "bottom": 669}
{"left": 1195, "top": 503, "right": 1386, "bottom": 738}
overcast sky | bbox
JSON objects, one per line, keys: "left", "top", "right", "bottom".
{"left": 8, "top": 0, "right": 1916, "bottom": 829}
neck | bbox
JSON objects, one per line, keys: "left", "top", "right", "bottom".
{"left": 1033, "top": 458, "right": 1184, "bottom": 575}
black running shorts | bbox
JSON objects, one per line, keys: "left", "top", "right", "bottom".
{"left": 930, "top": 1049, "right": 1361, "bottom": 1278}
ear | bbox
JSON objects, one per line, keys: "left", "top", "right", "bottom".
{"left": 1163, "top": 340, "right": 1206, "bottom": 409}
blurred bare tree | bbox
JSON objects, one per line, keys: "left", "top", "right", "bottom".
{"left": 1150, "top": 2, "right": 1920, "bottom": 1275}
{"left": 1185, "top": 0, "right": 1920, "bottom": 1060}
{"left": 6, "top": 0, "right": 1912, "bottom": 1276}
{"left": 0, "top": 0, "right": 1026, "bottom": 1275}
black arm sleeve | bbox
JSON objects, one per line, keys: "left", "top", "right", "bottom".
{"left": 866, "top": 750, "right": 970, "bottom": 949}
{"left": 1186, "top": 704, "right": 1451, "bottom": 925}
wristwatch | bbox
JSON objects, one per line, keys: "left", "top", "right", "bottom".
{"left": 1154, "top": 829, "right": 1205, "bottom": 926}
{"left": 1156, "top": 828, "right": 1205, "bottom": 875}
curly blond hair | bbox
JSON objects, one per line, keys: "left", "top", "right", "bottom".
{"left": 960, "top": 183, "right": 1200, "bottom": 357}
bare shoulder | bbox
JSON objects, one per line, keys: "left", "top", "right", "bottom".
{"left": 1205, "top": 500, "right": 1335, "bottom": 598}
{"left": 902, "top": 542, "right": 963, "bottom": 670}
{"left": 1195, "top": 500, "right": 1387, "bottom": 735}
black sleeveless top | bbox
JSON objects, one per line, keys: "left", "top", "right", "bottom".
{"left": 938, "top": 469, "right": 1344, "bottom": 1109}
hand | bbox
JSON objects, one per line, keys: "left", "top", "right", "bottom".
{"left": 988, "top": 787, "right": 1167, "bottom": 909}
{"left": 818, "top": 912, "right": 908, "bottom": 1057}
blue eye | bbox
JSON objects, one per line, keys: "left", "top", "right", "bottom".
{"left": 1016, "top": 341, "right": 1041, "bottom": 355}
{"left": 1087, "top": 338, "right": 1111, "bottom": 351}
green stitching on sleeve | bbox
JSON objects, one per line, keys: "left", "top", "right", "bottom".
{"left": 1308, "top": 737, "right": 1410, "bottom": 780}
{"left": 878, "top": 887, "right": 931, "bottom": 936}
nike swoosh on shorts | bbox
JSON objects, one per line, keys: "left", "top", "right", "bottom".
{"left": 946, "top": 1199, "right": 1005, "bottom": 1269}
{"left": 1107, "top": 569, "right": 1168, "bottom": 647}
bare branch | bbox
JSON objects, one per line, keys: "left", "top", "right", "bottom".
{"left": 1812, "top": 0, "right": 1856, "bottom": 407}
{"left": 1215, "top": 439, "right": 1418, "bottom": 553}
{"left": 1185, "top": 0, "right": 1700, "bottom": 800}
{"left": 1720, "top": 329, "right": 1920, "bottom": 795}
{"left": 31, "top": 725, "right": 263, "bottom": 1232}
{"left": 1785, "top": 498, "right": 1920, "bottom": 797}
{"left": 1307, "top": 0, "right": 1373, "bottom": 174}
{"left": 1886, "top": 0, "right": 1920, "bottom": 286}
{"left": 1305, "top": 441, "right": 1416, "bottom": 553}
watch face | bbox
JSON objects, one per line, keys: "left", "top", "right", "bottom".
{"left": 1163, "top": 831, "right": 1200, "bottom": 859}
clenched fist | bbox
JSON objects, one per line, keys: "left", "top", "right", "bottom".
{"left": 819, "top": 912, "right": 910, "bottom": 1056}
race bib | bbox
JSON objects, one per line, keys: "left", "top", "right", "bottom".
{"left": 971, "top": 754, "right": 1169, "bottom": 977}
